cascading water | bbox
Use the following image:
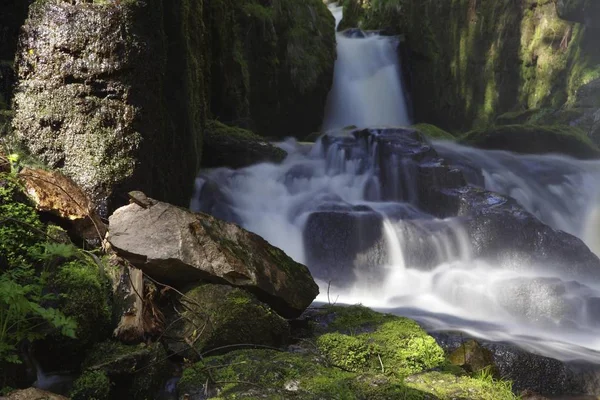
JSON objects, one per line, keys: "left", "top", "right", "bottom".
{"left": 322, "top": 4, "right": 410, "bottom": 131}
{"left": 192, "top": 4, "right": 600, "bottom": 363}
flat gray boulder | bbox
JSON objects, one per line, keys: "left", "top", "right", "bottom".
{"left": 107, "top": 194, "right": 319, "bottom": 318}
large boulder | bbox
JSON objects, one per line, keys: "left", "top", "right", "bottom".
{"left": 107, "top": 194, "right": 319, "bottom": 318}
{"left": 164, "top": 284, "right": 290, "bottom": 359}
{"left": 12, "top": 0, "right": 205, "bottom": 216}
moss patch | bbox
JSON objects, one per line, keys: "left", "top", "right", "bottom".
{"left": 202, "top": 120, "right": 287, "bottom": 169}
{"left": 178, "top": 305, "right": 517, "bottom": 400}
{"left": 165, "top": 284, "right": 290, "bottom": 359}
{"left": 411, "top": 124, "right": 456, "bottom": 140}
{"left": 460, "top": 124, "right": 600, "bottom": 159}
{"left": 70, "top": 370, "right": 111, "bottom": 400}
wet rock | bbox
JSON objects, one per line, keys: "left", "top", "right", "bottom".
{"left": 163, "top": 284, "right": 290, "bottom": 359}
{"left": 448, "top": 339, "right": 498, "bottom": 376}
{"left": 107, "top": 194, "right": 319, "bottom": 318}
{"left": 556, "top": 0, "right": 600, "bottom": 28}
{"left": 434, "top": 332, "right": 583, "bottom": 395}
{"left": 303, "top": 205, "right": 386, "bottom": 285}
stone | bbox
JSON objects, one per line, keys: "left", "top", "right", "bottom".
{"left": 1, "top": 388, "right": 68, "bottom": 400}
{"left": 18, "top": 167, "right": 106, "bottom": 243}
{"left": 164, "top": 284, "right": 290, "bottom": 359}
{"left": 107, "top": 195, "right": 319, "bottom": 318}
{"left": 460, "top": 125, "right": 600, "bottom": 160}
{"left": 11, "top": 0, "right": 204, "bottom": 217}
{"left": 448, "top": 339, "right": 498, "bottom": 376}
{"left": 79, "top": 341, "right": 169, "bottom": 400}
{"left": 201, "top": 120, "right": 287, "bottom": 169}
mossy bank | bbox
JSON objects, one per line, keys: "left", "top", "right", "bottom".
{"left": 178, "top": 305, "right": 517, "bottom": 400}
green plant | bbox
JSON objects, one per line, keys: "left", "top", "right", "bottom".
{"left": 71, "top": 370, "right": 111, "bottom": 400}
{"left": 0, "top": 275, "right": 76, "bottom": 363}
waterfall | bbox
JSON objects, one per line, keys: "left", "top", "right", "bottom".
{"left": 322, "top": 4, "right": 410, "bottom": 131}
{"left": 191, "top": 4, "right": 600, "bottom": 362}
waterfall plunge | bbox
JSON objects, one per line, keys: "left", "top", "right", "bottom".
{"left": 322, "top": 4, "right": 410, "bottom": 131}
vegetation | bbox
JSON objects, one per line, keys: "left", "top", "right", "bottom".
{"left": 0, "top": 173, "right": 79, "bottom": 365}
{"left": 178, "top": 305, "right": 517, "bottom": 400}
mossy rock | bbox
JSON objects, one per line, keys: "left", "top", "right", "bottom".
{"left": 178, "top": 348, "right": 430, "bottom": 400}
{"left": 81, "top": 341, "right": 169, "bottom": 400}
{"left": 460, "top": 124, "right": 600, "bottom": 159}
{"left": 411, "top": 124, "right": 455, "bottom": 140}
{"left": 164, "top": 284, "right": 291, "bottom": 360}
{"left": 348, "top": 0, "right": 600, "bottom": 132}
{"left": 405, "top": 371, "right": 516, "bottom": 400}
{"left": 202, "top": 120, "right": 287, "bottom": 169}
{"left": 70, "top": 370, "right": 111, "bottom": 400}
{"left": 448, "top": 340, "right": 498, "bottom": 376}
{"left": 178, "top": 304, "right": 518, "bottom": 400}
{"left": 34, "top": 259, "right": 113, "bottom": 371}
{"left": 495, "top": 108, "right": 586, "bottom": 126}
{"left": 315, "top": 305, "right": 445, "bottom": 378}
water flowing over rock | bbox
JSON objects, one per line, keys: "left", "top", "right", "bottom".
{"left": 107, "top": 194, "right": 319, "bottom": 318}
{"left": 196, "top": 127, "right": 600, "bottom": 365}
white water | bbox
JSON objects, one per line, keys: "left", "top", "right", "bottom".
{"left": 322, "top": 4, "right": 410, "bottom": 131}
{"left": 192, "top": 4, "right": 600, "bottom": 363}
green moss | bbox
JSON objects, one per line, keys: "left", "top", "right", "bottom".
{"left": 71, "top": 370, "right": 111, "bottom": 400}
{"left": 178, "top": 349, "right": 427, "bottom": 399}
{"left": 461, "top": 124, "right": 600, "bottom": 159}
{"left": 405, "top": 371, "right": 516, "bottom": 400}
{"left": 83, "top": 341, "right": 169, "bottom": 400}
{"left": 0, "top": 173, "right": 43, "bottom": 269}
{"left": 350, "top": 0, "right": 600, "bottom": 132}
{"left": 166, "top": 284, "right": 290, "bottom": 359}
{"left": 411, "top": 124, "right": 455, "bottom": 140}
{"left": 51, "top": 260, "right": 111, "bottom": 347}
{"left": 317, "top": 319, "right": 445, "bottom": 378}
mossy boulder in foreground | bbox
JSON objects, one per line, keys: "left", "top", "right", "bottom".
{"left": 178, "top": 305, "right": 517, "bottom": 400}
{"left": 164, "top": 284, "right": 290, "bottom": 359}
{"left": 460, "top": 124, "right": 600, "bottom": 159}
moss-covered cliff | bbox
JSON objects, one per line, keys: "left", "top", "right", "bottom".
{"left": 206, "top": 0, "right": 336, "bottom": 138}
{"left": 341, "top": 0, "right": 600, "bottom": 133}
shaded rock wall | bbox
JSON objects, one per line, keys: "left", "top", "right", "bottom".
{"left": 342, "top": 0, "right": 600, "bottom": 132}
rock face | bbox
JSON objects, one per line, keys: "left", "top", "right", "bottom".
{"left": 12, "top": 0, "right": 200, "bottom": 216}
{"left": 460, "top": 125, "right": 600, "bottom": 159}
{"left": 343, "top": 0, "right": 600, "bottom": 133}
{"left": 10, "top": 0, "right": 335, "bottom": 214}
{"left": 164, "top": 284, "right": 290, "bottom": 359}
{"left": 107, "top": 195, "right": 319, "bottom": 318}
{"left": 556, "top": 0, "right": 600, "bottom": 28}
